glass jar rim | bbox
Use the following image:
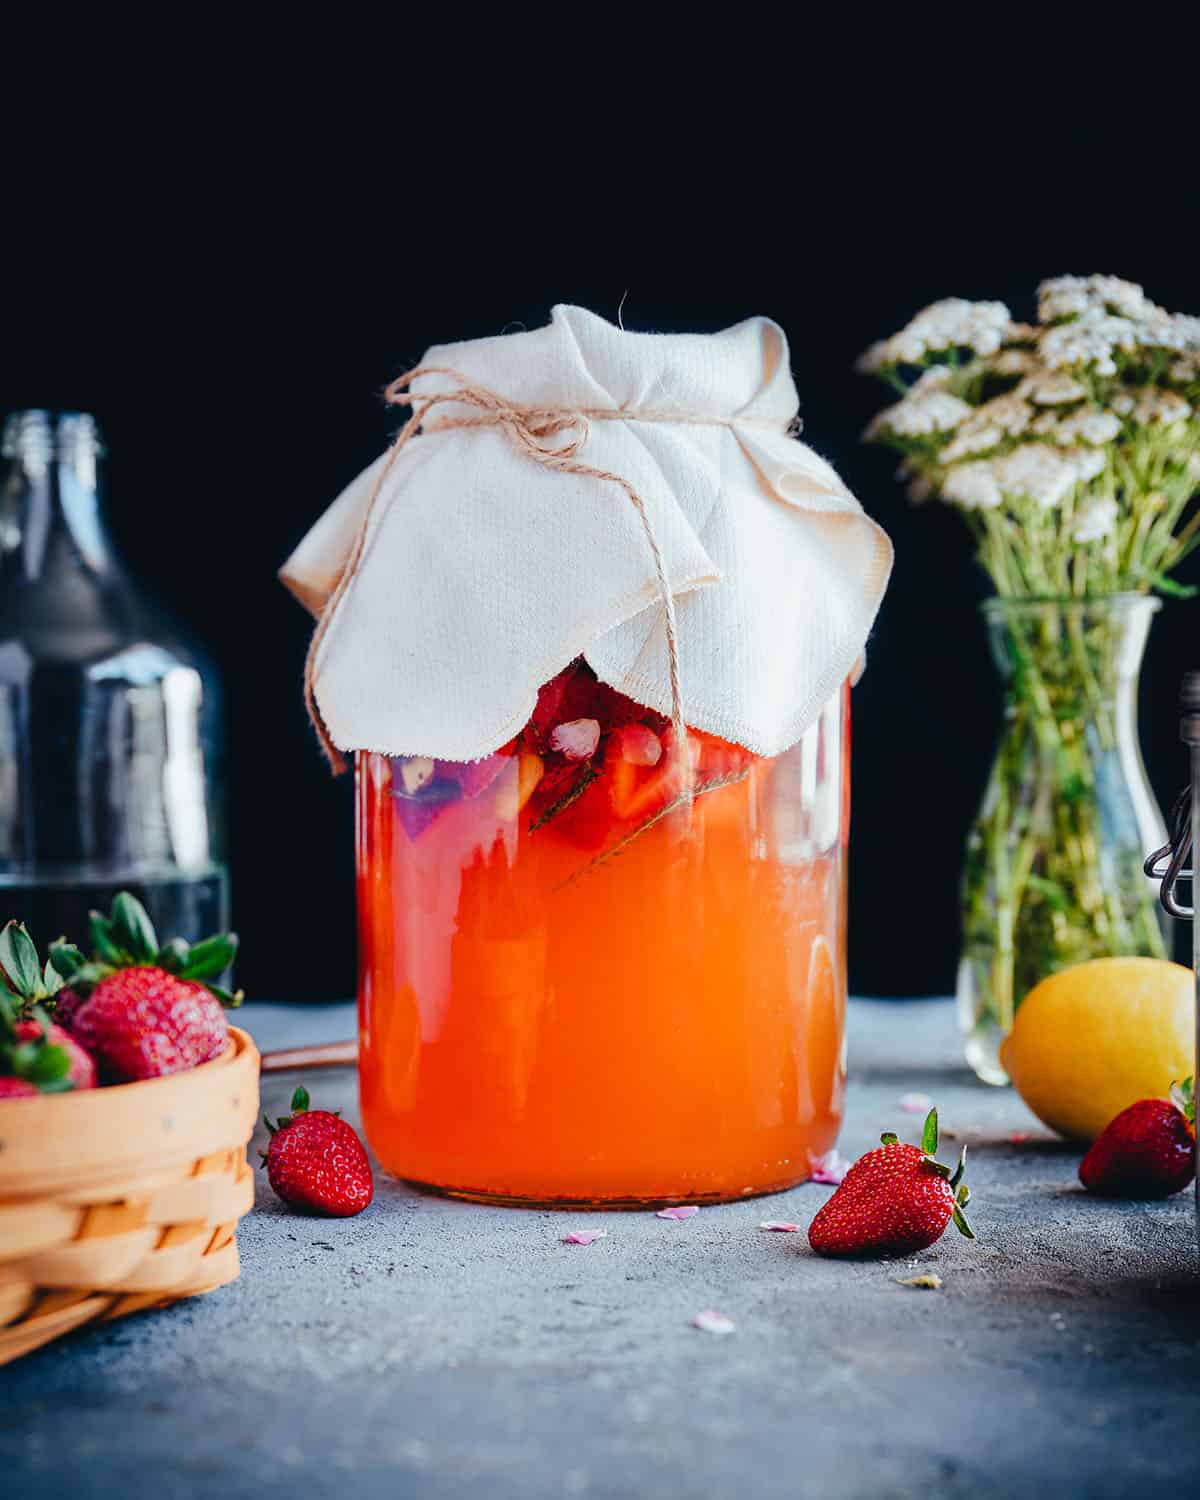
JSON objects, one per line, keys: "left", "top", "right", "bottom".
{"left": 980, "top": 591, "right": 1162, "bottom": 619}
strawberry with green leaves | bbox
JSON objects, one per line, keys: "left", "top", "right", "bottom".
{"left": 808, "top": 1110, "right": 975, "bottom": 1258}
{"left": 0, "top": 922, "right": 96, "bottom": 1095}
{"left": 53, "top": 893, "right": 241, "bottom": 1084}
{"left": 1079, "top": 1078, "right": 1196, "bottom": 1199}
{"left": 261, "top": 1085, "right": 374, "bottom": 1217}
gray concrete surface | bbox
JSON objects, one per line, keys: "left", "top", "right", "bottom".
{"left": 5, "top": 998, "right": 1198, "bottom": 1499}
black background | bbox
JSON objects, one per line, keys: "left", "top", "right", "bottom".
{"left": 3, "top": 58, "right": 1198, "bottom": 1000}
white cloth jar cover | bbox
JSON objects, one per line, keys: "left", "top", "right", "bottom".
{"left": 281, "top": 304, "right": 893, "bottom": 762}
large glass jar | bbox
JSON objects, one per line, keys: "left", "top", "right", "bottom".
{"left": 0, "top": 410, "right": 228, "bottom": 946}
{"left": 356, "top": 663, "right": 848, "bottom": 1207}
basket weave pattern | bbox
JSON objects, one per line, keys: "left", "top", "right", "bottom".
{"left": 0, "top": 1026, "right": 259, "bottom": 1365}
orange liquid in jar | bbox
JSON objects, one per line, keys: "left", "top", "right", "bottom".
{"left": 356, "top": 681, "right": 849, "bottom": 1206}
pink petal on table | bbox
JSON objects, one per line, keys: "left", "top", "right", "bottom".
{"left": 550, "top": 718, "right": 601, "bottom": 760}
{"left": 811, "top": 1150, "right": 851, "bottom": 1185}
{"left": 899, "top": 1092, "right": 933, "bottom": 1114}
{"left": 656, "top": 1206, "right": 699, "bottom": 1221}
{"left": 562, "top": 1230, "right": 607, "bottom": 1246}
{"left": 692, "top": 1309, "right": 736, "bottom": 1336}
{"left": 759, "top": 1221, "right": 801, "bottom": 1233}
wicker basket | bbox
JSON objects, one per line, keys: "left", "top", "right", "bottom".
{"left": 0, "top": 1025, "right": 259, "bottom": 1365}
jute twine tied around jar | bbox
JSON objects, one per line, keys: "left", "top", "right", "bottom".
{"left": 303, "top": 366, "right": 795, "bottom": 780}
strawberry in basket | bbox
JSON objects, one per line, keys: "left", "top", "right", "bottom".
{"left": 0, "top": 922, "right": 97, "bottom": 1095}
{"left": 50, "top": 893, "right": 241, "bottom": 1084}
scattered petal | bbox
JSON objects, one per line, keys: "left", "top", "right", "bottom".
{"left": 562, "top": 1230, "right": 607, "bottom": 1246}
{"left": 550, "top": 718, "right": 601, "bottom": 761}
{"left": 1008, "top": 1131, "right": 1029, "bottom": 1145}
{"left": 656, "top": 1205, "right": 699, "bottom": 1221}
{"left": 692, "top": 1309, "right": 736, "bottom": 1336}
{"left": 759, "top": 1221, "right": 802, "bottom": 1233}
{"left": 811, "top": 1150, "right": 851, "bottom": 1185}
{"left": 899, "top": 1092, "right": 933, "bottom": 1114}
{"left": 616, "top": 723, "right": 663, "bottom": 767}
{"left": 896, "top": 1273, "right": 943, "bottom": 1290}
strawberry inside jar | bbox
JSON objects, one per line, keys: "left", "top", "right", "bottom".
{"left": 356, "top": 659, "right": 850, "bottom": 1207}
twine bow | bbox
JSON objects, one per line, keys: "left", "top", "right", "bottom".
{"left": 304, "top": 366, "right": 692, "bottom": 777}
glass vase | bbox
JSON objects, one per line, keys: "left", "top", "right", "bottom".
{"left": 957, "top": 595, "right": 1168, "bottom": 1085}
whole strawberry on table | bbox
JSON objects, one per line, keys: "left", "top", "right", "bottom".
{"left": 1078, "top": 1078, "right": 1196, "bottom": 1199}
{"left": 0, "top": 892, "right": 240, "bottom": 1094}
{"left": 809, "top": 1110, "right": 975, "bottom": 1258}
{"left": 261, "top": 1084, "right": 374, "bottom": 1218}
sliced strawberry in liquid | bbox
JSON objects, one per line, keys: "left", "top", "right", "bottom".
{"left": 441, "top": 750, "right": 511, "bottom": 799}
{"left": 538, "top": 768, "right": 613, "bottom": 849}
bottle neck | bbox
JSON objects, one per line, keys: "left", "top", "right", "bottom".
{"left": 1, "top": 410, "right": 112, "bottom": 583}
{"left": 0, "top": 410, "right": 150, "bottom": 661}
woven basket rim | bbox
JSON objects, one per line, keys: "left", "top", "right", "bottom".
{"left": 0, "top": 1028, "right": 245, "bottom": 1109}
{"left": 0, "top": 1027, "right": 260, "bottom": 1197}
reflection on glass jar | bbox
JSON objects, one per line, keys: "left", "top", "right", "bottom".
{"left": 356, "top": 667, "right": 849, "bottom": 1207}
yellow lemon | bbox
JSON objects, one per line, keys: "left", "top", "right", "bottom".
{"left": 998, "top": 957, "right": 1195, "bottom": 1142}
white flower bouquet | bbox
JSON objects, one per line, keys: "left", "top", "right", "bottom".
{"left": 860, "top": 277, "right": 1200, "bottom": 1081}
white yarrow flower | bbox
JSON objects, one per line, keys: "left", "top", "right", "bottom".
{"left": 1169, "top": 354, "right": 1200, "bottom": 384}
{"left": 1131, "top": 389, "right": 1193, "bottom": 427}
{"left": 1018, "top": 370, "right": 1088, "bottom": 405}
{"left": 1071, "top": 496, "right": 1119, "bottom": 544}
{"left": 868, "top": 388, "right": 972, "bottom": 438}
{"left": 1029, "top": 410, "right": 1060, "bottom": 437}
{"left": 939, "top": 393, "right": 1032, "bottom": 461}
{"left": 991, "top": 348, "right": 1038, "bottom": 375}
{"left": 859, "top": 299, "right": 1014, "bottom": 370}
{"left": 911, "top": 364, "right": 958, "bottom": 391}
{"left": 1038, "top": 276, "right": 1092, "bottom": 321}
{"left": 1039, "top": 274, "right": 1150, "bottom": 323}
{"left": 1090, "top": 277, "right": 1151, "bottom": 319}
{"left": 1054, "top": 409, "right": 1122, "bottom": 447}
{"left": 943, "top": 461, "right": 1004, "bottom": 510}
{"left": 993, "top": 447, "right": 1080, "bottom": 510}
{"left": 856, "top": 340, "right": 894, "bottom": 375}
{"left": 979, "top": 393, "right": 1034, "bottom": 435}
{"left": 1061, "top": 447, "right": 1108, "bottom": 483}
{"left": 941, "top": 425, "right": 1003, "bottom": 461}
{"left": 1039, "top": 309, "right": 1139, "bottom": 376}
{"left": 1135, "top": 310, "right": 1200, "bottom": 353}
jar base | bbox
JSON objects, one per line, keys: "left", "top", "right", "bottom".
{"left": 395, "top": 1171, "right": 818, "bottom": 1211}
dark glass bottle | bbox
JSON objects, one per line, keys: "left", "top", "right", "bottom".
{"left": 0, "top": 410, "right": 227, "bottom": 947}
